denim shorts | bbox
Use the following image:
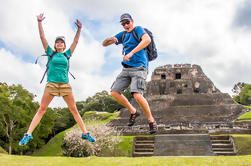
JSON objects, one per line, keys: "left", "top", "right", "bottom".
{"left": 111, "top": 66, "right": 147, "bottom": 94}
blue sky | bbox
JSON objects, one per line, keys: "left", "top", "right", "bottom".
{"left": 0, "top": 0, "right": 251, "bottom": 107}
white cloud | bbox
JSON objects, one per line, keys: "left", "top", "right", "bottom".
{"left": 0, "top": 0, "right": 118, "bottom": 107}
{"left": 0, "top": 48, "right": 42, "bottom": 95}
{"left": 1, "top": 0, "right": 251, "bottom": 108}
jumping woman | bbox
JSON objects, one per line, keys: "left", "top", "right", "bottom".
{"left": 19, "top": 13, "right": 95, "bottom": 146}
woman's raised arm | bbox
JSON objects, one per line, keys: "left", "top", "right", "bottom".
{"left": 37, "top": 13, "right": 48, "bottom": 51}
{"left": 70, "top": 19, "right": 82, "bottom": 54}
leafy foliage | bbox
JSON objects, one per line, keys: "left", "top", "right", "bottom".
{"left": 0, "top": 83, "right": 54, "bottom": 154}
{"left": 232, "top": 83, "right": 251, "bottom": 106}
{"left": 77, "top": 89, "right": 132, "bottom": 115}
{"left": 239, "top": 84, "right": 251, "bottom": 105}
{"left": 51, "top": 108, "right": 75, "bottom": 136}
{"left": 232, "top": 82, "right": 245, "bottom": 95}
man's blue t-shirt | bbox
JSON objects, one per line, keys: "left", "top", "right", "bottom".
{"left": 115, "top": 26, "right": 148, "bottom": 68}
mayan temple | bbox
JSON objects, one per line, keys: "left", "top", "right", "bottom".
{"left": 109, "top": 64, "right": 247, "bottom": 134}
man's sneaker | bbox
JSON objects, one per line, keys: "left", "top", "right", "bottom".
{"left": 19, "top": 133, "right": 32, "bottom": 146}
{"left": 82, "top": 132, "right": 96, "bottom": 142}
{"left": 149, "top": 121, "right": 157, "bottom": 134}
{"left": 128, "top": 110, "right": 140, "bottom": 126}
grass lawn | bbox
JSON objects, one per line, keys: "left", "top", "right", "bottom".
{"left": 99, "top": 136, "right": 134, "bottom": 157}
{"left": 83, "top": 111, "right": 119, "bottom": 124}
{"left": 242, "top": 105, "right": 251, "bottom": 109}
{"left": 1, "top": 153, "right": 251, "bottom": 166}
{"left": 233, "top": 135, "right": 251, "bottom": 155}
{"left": 0, "top": 146, "right": 7, "bottom": 154}
{"left": 33, "top": 127, "right": 74, "bottom": 156}
{"left": 237, "top": 111, "right": 251, "bottom": 121}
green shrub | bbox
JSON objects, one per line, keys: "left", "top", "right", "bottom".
{"left": 63, "top": 123, "right": 121, "bottom": 157}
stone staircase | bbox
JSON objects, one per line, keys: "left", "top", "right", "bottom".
{"left": 132, "top": 136, "right": 155, "bottom": 157}
{"left": 132, "top": 135, "right": 237, "bottom": 156}
{"left": 210, "top": 135, "right": 236, "bottom": 156}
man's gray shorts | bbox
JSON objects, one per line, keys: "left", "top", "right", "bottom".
{"left": 111, "top": 66, "right": 148, "bottom": 94}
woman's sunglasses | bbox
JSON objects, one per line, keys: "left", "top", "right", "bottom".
{"left": 121, "top": 21, "right": 130, "bottom": 26}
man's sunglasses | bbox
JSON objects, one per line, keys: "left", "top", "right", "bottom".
{"left": 121, "top": 21, "right": 130, "bottom": 26}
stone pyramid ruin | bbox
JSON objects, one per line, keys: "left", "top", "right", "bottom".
{"left": 109, "top": 64, "right": 247, "bottom": 134}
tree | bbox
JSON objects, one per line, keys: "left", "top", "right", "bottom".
{"left": 81, "top": 90, "right": 119, "bottom": 113}
{"left": 232, "top": 82, "right": 245, "bottom": 95}
{"left": 0, "top": 83, "right": 34, "bottom": 154}
{"left": 51, "top": 107, "right": 75, "bottom": 136}
{"left": 232, "top": 82, "right": 246, "bottom": 104}
{"left": 77, "top": 89, "right": 133, "bottom": 115}
{"left": 0, "top": 83, "right": 55, "bottom": 154}
{"left": 239, "top": 84, "right": 251, "bottom": 106}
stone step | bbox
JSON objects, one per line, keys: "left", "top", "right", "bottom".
{"left": 133, "top": 136, "right": 155, "bottom": 157}
{"left": 135, "top": 140, "right": 154, "bottom": 144}
{"left": 212, "top": 148, "right": 234, "bottom": 152}
{"left": 211, "top": 140, "right": 231, "bottom": 144}
{"left": 135, "top": 144, "right": 154, "bottom": 148}
{"left": 135, "top": 137, "right": 155, "bottom": 141}
{"left": 214, "top": 151, "right": 236, "bottom": 156}
{"left": 135, "top": 148, "right": 154, "bottom": 152}
{"left": 210, "top": 135, "right": 236, "bottom": 156}
{"left": 210, "top": 136, "right": 230, "bottom": 140}
{"left": 212, "top": 143, "right": 233, "bottom": 148}
{"left": 132, "top": 152, "right": 153, "bottom": 157}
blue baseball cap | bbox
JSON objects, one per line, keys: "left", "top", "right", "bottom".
{"left": 120, "top": 13, "right": 132, "bottom": 22}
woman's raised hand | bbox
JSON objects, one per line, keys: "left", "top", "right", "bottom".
{"left": 75, "top": 19, "right": 82, "bottom": 29}
{"left": 37, "top": 13, "right": 45, "bottom": 22}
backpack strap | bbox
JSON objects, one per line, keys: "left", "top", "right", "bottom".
{"left": 132, "top": 28, "right": 149, "bottom": 53}
{"left": 132, "top": 28, "right": 140, "bottom": 43}
{"left": 63, "top": 53, "right": 76, "bottom": 79}
{"left": 121, "top": 31, "right": 126, "bottom": 43}
{"left": 40, "top": 52, "right": 57, "bottom": 84}
{"left": 121, "top": 29, "right": 142, "bottom": 55}
{"left": 63, "top": 53, "right": 70, "bottom": 60}
{"left": 121, "top": 31, "right": 127, "bottom": 55}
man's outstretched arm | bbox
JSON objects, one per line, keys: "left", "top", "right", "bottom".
{"left": 102, "top": 37, "right": 118, "bottom": 47}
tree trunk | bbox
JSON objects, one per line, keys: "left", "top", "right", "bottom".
{"left": 8, "top": 120, "right": 15, "bottom": 155}
{"left": 8, "top": 144, "right": 12, "bottom": 155}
